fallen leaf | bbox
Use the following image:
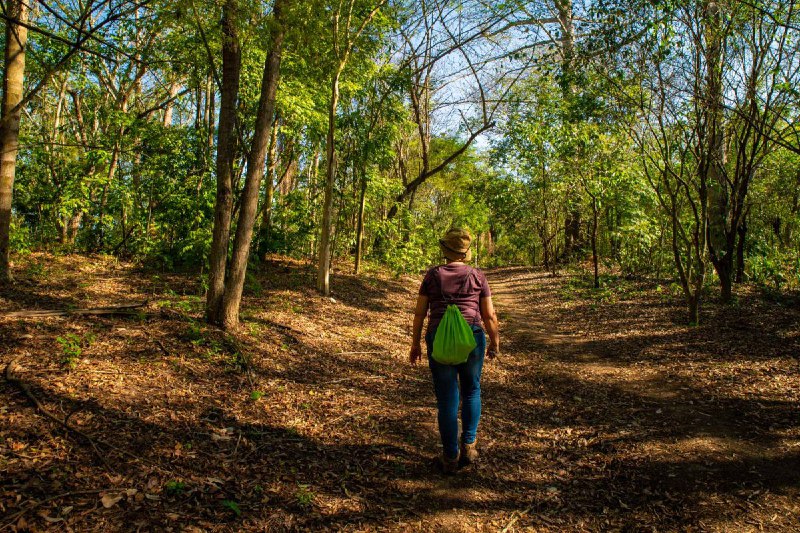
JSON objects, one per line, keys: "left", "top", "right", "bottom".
{"left": 101, "top": 493, "right": 123, "bottom": 508}
{"left": 39, "top": 511, "right": 63, "bottom": 524}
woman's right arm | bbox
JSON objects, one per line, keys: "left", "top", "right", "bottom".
{"left": 410, "top": 294, "right": 429, "bottom": 365}
{"left": 480, "top": 296, "right": 500, "bottom": 359}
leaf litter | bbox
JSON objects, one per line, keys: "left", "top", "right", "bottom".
{"left": 0, "top": 255, "right": 798, "bottom": 531}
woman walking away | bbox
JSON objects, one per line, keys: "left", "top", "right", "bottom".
{"left": 410, "top": 228, "right": 500, "bottom": 474}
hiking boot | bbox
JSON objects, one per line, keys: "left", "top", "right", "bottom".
{"left": 436, "top": 454, "right": 459, "bottom": 475}
{"left": 459, "top": 441, "right": 478, "bottom": 466}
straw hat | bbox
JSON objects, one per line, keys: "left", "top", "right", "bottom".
{"left": 439, "top": 228, "right": 472, "bottom": 262}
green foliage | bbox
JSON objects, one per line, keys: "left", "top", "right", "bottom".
{"left": 220, "top": 499, "right": 241, "bottom": 517}
{"left": 295, "top": 484, "right": 315, "bottom": 507}
{"left": 164, "top": 480, "right": 187, "bottom": 496}
{"left": 7, "top": 0, "right": 800, "bottom": 315}
{"left": 56, "top": 332, "right": 95, "bottom": 370}
{"left": 9, "top": 216, "right": 34, "bottom": 255}
{"left": 260, "top": 191, "right": 316, "bottom": 257}
{"left": 250, "top": 390, "right": 264, "bottom": 401}
{"left": 748, "top": 249, "right": 799, "bottom": 290}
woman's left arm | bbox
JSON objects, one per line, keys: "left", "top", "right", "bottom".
{"left": 480, "top": 296, "right": 500, "bottom": 359}
{"left": 410, "top": 294, "right": 429, "bottom": 365}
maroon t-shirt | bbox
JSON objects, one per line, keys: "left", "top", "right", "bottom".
{"left": 419, "top": 263, "right": 491, "bottom": 332}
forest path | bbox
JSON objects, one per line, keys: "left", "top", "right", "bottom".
{"left": 2, "top": 256, "right": 797, "bottom": 532}
{"left": 479, "top": 266, "right": 799, "bottom": 531}
{"left": 488, "top": 267, "right": 752, "bottom": 453}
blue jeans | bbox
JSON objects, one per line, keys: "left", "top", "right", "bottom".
{"left": 425, "top": 325, "right": 486, "bottom": 460}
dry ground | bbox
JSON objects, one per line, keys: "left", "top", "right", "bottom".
{"left": 1, "top": 254, "right": 798, "bottom": 532}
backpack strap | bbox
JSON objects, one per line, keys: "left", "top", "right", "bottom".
{"left": 435, "top": 266, "right": 474, "bottom": 303}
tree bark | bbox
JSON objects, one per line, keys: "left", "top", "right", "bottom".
{"left": 0, "top": 0, "right": 28, "bottom": 282}
{"left": 206, "top": 72, "right": 215, "bottom": 155}
{"left": 317, "top": 68, "right": 341, "bottom": 295}
{"left": 163, "top": 82, "right": 180, "bottom": 127}
{"left": 735, "top": 218, "right": 746, "bottom": 284}
{"left": 97, "top": 139, "right": 121, "bottom": 250}
{"left": 206, "top": 0, "right": 242, "bottom": 325}
{"left": 261, "top": 118, "right": 280, "bottom": 246}
{"left": 591, "top": 198, "right": 599, "bottom": 288}
{"left": 688, "top": 294, "right": 700, "bottom": 326}
{"left": 220, "top": 0, "right": 286, "bottom": 329}
{"left": 354, "top": 172, "right": 367, "bottom": 275}
{"left": 704, "top": 0, "right": 732, "bottom": 303}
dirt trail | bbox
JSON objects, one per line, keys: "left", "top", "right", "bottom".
{"left": 484, "top": 267, "right": 799, "bottom": 532}
{"left": 491, "top": 268, "right": 760, "bottom": 457}
{"left": 2, "top": 257, "right": 798, "bottom": 532}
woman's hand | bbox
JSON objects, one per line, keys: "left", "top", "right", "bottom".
{"left": 487, "top": 340, "right": 500, "bottom": 360}
{"left": 409, "top": 343, "right": 422, "bottom": 365}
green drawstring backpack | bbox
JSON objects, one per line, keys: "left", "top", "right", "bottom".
{"left": 432, "top": 268, "right": 477, "bottom": 365}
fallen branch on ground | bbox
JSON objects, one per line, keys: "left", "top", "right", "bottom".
{"left": 3, "top": 357, "right": 166, "bottom": 472}
{"left": 154, "top": 339, "right": 170, "bottom": 356}
{"left": 0, "top": 488, "right": 131, "bottom": 531}
{"left": 322, "top": 375, "right": 389, "bottom": 385}
{"left": 4, "top": 357, "right": 113, "bottom": 470}
{"left": 1, "top": 302, "right": 148, "bottom": 318}
{"left": 334, "top": 351, "right": 386, "bottom": 355}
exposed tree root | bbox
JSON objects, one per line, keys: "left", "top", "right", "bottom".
{"left": 1, "top": 302, "right": 147, "bottom": 318}
{"left": 3, "top": 357, "right": 163, "bottom": 472}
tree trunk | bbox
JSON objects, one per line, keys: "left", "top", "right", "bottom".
{"left": 206, "top": 0, "right": 242, "bottom": 325}
{"left": 261, "top": 118, "right": 280, "bottom": 246}
{"left": 220, "top": 0, "right": 286, "bottom": 329}
{"left": 564, "top": 209, "right": 581, "bottom": 259}
{"left": 206, "top": 72, "right": 215, "bottom": 155}
{"left": 354, "top": 173, "right": 367, "bottom": 275}
{"left": 591, "top": 200, "right": 599, "bottom": 289}
{"left": 715, "top": 256, "right": 733, "bottom": 302}
{"left": 688, "top": 294, "right": 700, "bottom": 326}
{"left": 163, "top": 82, "right": 180, "bottom": 127}
{"left": 306, "top": 145, "right": 320, "bottom": 260}
{"left": 541, "top": 229, "right": 550, "bottom": 270}
{"left": 317, "top": 68, "right": 341, "bottom": 295}
{"left": 703, "top": 0, "right": 735, "bottom": 304}
{"left": 0, "top": 0, "right": 28, "bottom": 282}
{"left": 67, "top": 212, "right": 82, "bottom": 244}
{"left": 735, "top": 219, "right": 746, "bottom": 283}
{"left": 97, "top": 141, "right": 121, "bottom": 250}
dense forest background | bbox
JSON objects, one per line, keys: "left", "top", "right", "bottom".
{"left": 1, "top": 0, "right": 799, "bottom": 326}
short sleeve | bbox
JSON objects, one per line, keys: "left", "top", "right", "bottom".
{"left": 478, "top": 270, "right": 491, "bottom": 297}
{"left": 419, "top": 269, "right": 434, "bottom": 296}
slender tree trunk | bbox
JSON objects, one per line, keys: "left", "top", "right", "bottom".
{"left": 704, "top": 0, "right": 732, "bottom": 303}
{"left": 308, "top": 145, "right": 320, "bottom": 261}
{"left": 220, "top": 0, "right": 286, "bottom": 329}
{"left": 688, "top": 294, "right": 700, "bottom": 326}
{"left": 261, "top": 118, "right": 280, "bottom": 244}
{"left": 163, "top": 82, "right": 180, "bottom": 127}
{"left": 67, "top": 212, "right": 82, "bottom": 244}
{"left": 354, "top": 172, "right": 367, "bottom": 275}
{"left": 556, "top": 0, "right": 581, "bottom": 262}
{"left": 0, "top": 0, "right": 28, "bottom": 282}
{"left": 98, "top": 141, "right": 121, "bottom": 250}
{"left": 206, "top": 72, "right": 215, "bottom": 155}
{"left": 206, "top": 0, "right": 242, "bottom": 325}
{"left": 317, "top": 68, "right": 341, "bottom": 295}
{"left": 735, "top": 218, "right": 747, "bottom": 284}
{"left": 591, "top": 199, "right": 599, "bottom": 289}
{"left": 541, "top": 230, "right": 550, "bottom": 270}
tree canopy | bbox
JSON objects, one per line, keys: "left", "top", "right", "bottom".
{"left": 2, "top": 0, "right": 799, "bottom": 324}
